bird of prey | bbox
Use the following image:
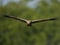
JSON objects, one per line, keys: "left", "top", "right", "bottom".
{"left": 3, "top": 15, "right": 57, "bottom": 26}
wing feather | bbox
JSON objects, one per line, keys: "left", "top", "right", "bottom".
{"left": 3, "top": 15, "right": 28, "bottom": 23}
{"left": 31, "top": 17, "right": 57, "bottom": 23}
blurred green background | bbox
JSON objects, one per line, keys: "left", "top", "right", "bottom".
{"left": 0, "top": 0, "right": 60, "bottom": 45}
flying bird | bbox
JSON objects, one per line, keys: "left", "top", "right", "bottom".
{"left": 3, "top": 15, "right": 57, "bottom": 26}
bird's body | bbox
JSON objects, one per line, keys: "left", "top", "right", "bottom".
{"left": 3, "top": 15, "right": 57, "bottom": 26}
{"left": 26, "top": 20, "right": 32, "bottom": 26}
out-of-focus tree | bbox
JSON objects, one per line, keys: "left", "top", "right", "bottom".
{"left": 0, "top": 0, "right": 60, "bottom": 45}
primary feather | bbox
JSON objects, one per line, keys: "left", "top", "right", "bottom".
{"left": 31, "top": 17, "right": 57, "bottom": 23}
{"left": 3, "top": 15, "right": 28, "bottom": 23}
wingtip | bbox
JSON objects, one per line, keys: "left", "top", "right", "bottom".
{"left": 3, "top": 14, "right": 9, "bottom": 17}
{"left": 51, "top": 17, "right": 58, "bottom": 20}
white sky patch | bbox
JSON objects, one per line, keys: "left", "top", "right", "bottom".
{"left": 2, "top": 0, "right": 39, "bottom": 8}
{"left": 58, "top": 0, "right": 60, "bottom": 2}
{"left": 10, "top": 0, "right": 20, "bottom": 2}
{"left": 2, "top": 0, "right": 9, "bottom": 5}
{"left": 27, "top": 0, "right": 39, "bottom": 8}
{"left": 2, "top": 0, "right": 20, "bottom": 5}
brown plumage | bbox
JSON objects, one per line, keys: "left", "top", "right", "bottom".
{"left": 3, "top": 15, "right": 57, "bottom": 26}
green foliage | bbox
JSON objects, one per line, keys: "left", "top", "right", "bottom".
{"left": 0, "top": 0, "right": 60, "bottom": 45}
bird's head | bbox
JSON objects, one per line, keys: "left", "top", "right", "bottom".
{"left": 26, "top": 20, "right": 32, "bottom": 26}
{"left": 27, "top": 20, "right": 31, "bottom": 24}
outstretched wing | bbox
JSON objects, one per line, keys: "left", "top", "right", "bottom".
{"left": 31, "top": 17, "right": 57, "bottom": 23}
{"left": 3, "top": 15, "right": 28, "bottom": 23}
